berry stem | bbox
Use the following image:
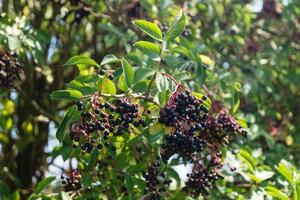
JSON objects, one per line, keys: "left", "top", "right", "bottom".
{"left": 161, "top": 72, "right": 178, "bottom": 85}
{"left": 202, "top": 84, "right": 214, "bottom": 102}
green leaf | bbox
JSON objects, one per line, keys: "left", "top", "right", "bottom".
{"left": 87, "top": 149, "right": 99, "bottom": 172}
{"left": 293, "top": 185, "right": 300, "bottom": 200}
{"left": 149, "top": 122, "right": 165, "bottom": 135}
{"left": 50, "top": 90, "right": 83, "bottom": 101}
{"left": 253, "top": 170, "right": 275, "bottom": 183}
{"left": 0, "top": 181, "right": 10, "bottom": 196}
{"left": 118, "top": 74, "right": 128, "bottom": 92}
{"left": 158, "top": 91, "right": 169, "bottom": 106}
{"left": 99, "top": 78, "right": 117, "bottom": 94}
{"left": 276, "top": 160, "right": 294, "bottom": 184}
{"left": 132, "top": 80, "right": 149, "bottom": 93}
{"left": 100, "top": 54, "right": 120, "bottom": 66}
{"left": 172, "top": 46, "right": 194, "bottom": 59}
{"left": 75, "top": 75, "right": 98, "bottom": 83}
{"left": 60, "top": 191, "right": 72, "bottom": 200}
{"left": 132, "top": 20, "right": 162, "bottom": 41}
{"left": 81, "top": 174, "right": 93, "bottom": 189}
{"left": 148, "top": 132, "right": 164, "bottom": 144}
{"left": 134, "top": 41, "right": 160, "bottom": 59}
{"left": 10, "top": 190, "right": 20, "bottom": 200}
{"left": 66, "top": 80, "right": 95, "bottom": 95}
{"left": 166, "top": 167, "right": 181, "bottom": 187}
{"left": 165, "top": 10, "right": 186, "bottom": 41}
{"left": 134, "top": 68, "right": 155, "bottom": 83}
{"left": 156, "top": 72, "right": 170, "bottom": 92}
{"left": 126, "top": 134, "right": 146, "bottom": 147}
{"left": 7, "top": 36, "right": 21, "bottom": 50}
{"left": 64, "top": 55, "right": 99, "bottom": 67}
{"left": 61, "top": 146, "right": 72, "bottom": 161}
{"left": 35, "top": 176, "right": 55, "bottom": 194}
{"left": 264, "top": 186, "right": 290, "bottom": 200}
{"left": 124, "top": 175, "right": 134, "bottom": 194}
{"left": 238, "top": 149, "right": 257, "bottom": 173}
{"left": 231, "top": 88, "right": 240, "bottom": 114}
{"left": 121, "top": 58, "right": 134, "bottom": 88}
{"left": 56, "top": 107, "right": 76, "bottom": 142}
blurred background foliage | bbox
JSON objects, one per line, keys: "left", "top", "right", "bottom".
{"left": 0, "top": 0, "right": 299, "bottom": 199}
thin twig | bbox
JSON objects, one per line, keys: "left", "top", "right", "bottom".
{"left": 202, "top": 84, "right": 214, "bottom": 102}
{"left": 161, "top": 72, "right": 179, "bottom": 85}
{"left": 145, "top": 71, "right": 157, "bottom": 96}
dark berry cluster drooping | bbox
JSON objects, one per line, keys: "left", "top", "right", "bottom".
{"left": 143, "top": 162, "right": 172, "bottom": 200}
{"left": 0, "top": 49, "right": 23, "bottom": 88}
{"left": 61, "top": 169, "right": 81, "bottom": 190}
{"left": 183, "top": 162, "right": 221, "bottom": 197}
{"left": 157, "top": 86, "right": 246, "bottom": 197}
{"left": 161, "top": 129, "right": 205, "bottom": 163}
{"left": 158, "top": 90, "right": 208, "bottom": 127}
{"left": 70, "top": 95, "right": 146, "bottom": 153}
{"left": 200, "top": 110, "right": 247, "bottom": 149}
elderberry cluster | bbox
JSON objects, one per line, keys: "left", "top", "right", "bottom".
{"left": 183, "top": 164, "right": 220, "bottom": 197}
{"left": 142, "top": 162, "right": 172, "bottom": 200}
{"left": 61, "top": 170, "right": 81, "bottom": 190}
{"left": 0, "top": 49, "right": 22, "bottom": 88}
{"left": 158, "top": 91, "right": 208, "bottom": 127}
{"left": 200, "top": 110, "right": 247, "bottom": 148}
{"left": 70, "top": 96, "right": 146, "bottom": 153}
{"left": 161, "top": 129, "right": 205, "bottom": 163}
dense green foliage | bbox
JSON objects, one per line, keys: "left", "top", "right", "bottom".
{"left": 0, "top": 0, "right": 300, "bottom": 199}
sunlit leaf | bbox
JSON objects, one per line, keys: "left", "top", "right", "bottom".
{"left": 64, "top": 56, "right": 99, "bottom": 67}
{"left": 132, "top": 20, "right": 162, "bottom": 41}
{"left": 35, "top": 176, "right": 55, "bottom": 194}
{"left": 50, "top": 90, "right": 83, "bottom": 101}
{"left": 100, "top": 54, "right": 120, "bottom": 66}
{"left": 134, "top": 41, "right": 160, "bottom": 59}
{"left": 265, "top": 186, "right": 290, "bottom": 200}
{"left": 165, "top": 10, "right": 186, "bottom": 41}
{"left": 121, "top": 58, "right": 134, "bottom": 88}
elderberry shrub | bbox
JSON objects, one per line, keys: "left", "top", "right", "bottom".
{"left": 70, "top": 95, "right": 146, "bottom": 153}
{"left": 142, "top": 162, "right": 172, "bottom": 200}
{"left": 158, "top": 90, "right": 208, "bottom": 127}
{"left": 161, "top": 129, "right": 205, "bottom": 163}
{"left": 200, "top": 110, "right": 247, "bottom": 148}
{"left": 0, "top": 49, "right": 23, "bottom": 88}
{"left": 61, "top": 169, "right": 81, "bottom": 190}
